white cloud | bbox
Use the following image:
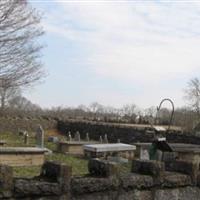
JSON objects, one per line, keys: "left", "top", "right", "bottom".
{"left": 38, "top": 0, "right": 200, "bottom": 107}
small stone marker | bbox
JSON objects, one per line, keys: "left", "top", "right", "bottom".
{"left": 36, "top": 125, "right": 44, "bottom": 148}
{"left": 104, "top": 134, "right": 108, "bottom": 143}
{"left": 99, "top": 136, "right": 103, "bottom": 143}
{"left": 86, "top": 132, "right": 90, "bottom": 141}
{"left": 67, "top": 131, "right": 72, "bottom": 142}
{"left": 24, "top": 131, "right": 29, "bottom": 145}
{"left": 74, "top": 131, "right": 80, "bottom": 141}
{"left": 117, "top": 139, "right": 120, "bottom": 143}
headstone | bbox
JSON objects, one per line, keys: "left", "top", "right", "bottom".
{"left": 67, "top": 131, "right": 72, "bottom": 142}
{"left": 140, "top": 149, "right": 150, "bottom": 160}
{"left": 74, "top": 131, "right": 80, "bottom": 141}
{"left": 86, "top": 132, "right": 90, "bottom": 141}
{"left": 99, "top": 136, "right": 103, "bottom": 143}
{"left": 104, "top": 134, "right": 108, "bottom": 143}
{"left": 24, "top": 131, "right": 29, "bottom": 145}
{"left": 117, "top": 139, "right": 120, "bottom": 143}
{"left": 36, "top": 125, "right": 44, "bottom": 148}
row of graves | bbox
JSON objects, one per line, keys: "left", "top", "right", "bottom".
{"left": 56, "top": 128, "right": 200, "bottom": 167}
{"left": 57, "top": 131, "right": 135, "bottom": 161}
{"left": 1, "top": 124, "right": 200, "bottom": 170}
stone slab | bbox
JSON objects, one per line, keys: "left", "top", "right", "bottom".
{"left": 0, "top": 147, "right": 47, "bottom": 154}
{"left": 84, "top": 143, "right": 136, "bottom": 153}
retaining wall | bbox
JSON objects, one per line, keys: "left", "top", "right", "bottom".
{"left": 1, "top": 159, "right": 200, "bottom": 199}
{"left": 57, "top": 120, "right": 200, "bottom": 145}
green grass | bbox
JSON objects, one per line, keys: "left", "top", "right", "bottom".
{"left": 13, "top": 166, "right": 41, "bottom": 178}
{"left": 0, "top": 132, "right": 88, "bottom": 177}
{"left": 1, "top": 132, "right": 132, "bottom": 178}
{"left": 46, "top": 153, "right": 88, "bottom": 176}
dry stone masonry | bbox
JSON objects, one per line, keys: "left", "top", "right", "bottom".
{"left": 1, "top": 159, "right": 200, "bottom": 199}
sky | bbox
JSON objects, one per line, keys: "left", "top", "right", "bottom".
{"left": 25, "top": 0, "right": 200, "bottom": 109}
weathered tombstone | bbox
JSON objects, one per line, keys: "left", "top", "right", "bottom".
{"left": 104, "top": 134, "right": 108, "bottom": 143}
{"left": 24, "top": 131, "right": 29, "bottom": 145}
{"left": 99, "top": 136, "right": 103, "bottom": 143}
{"left": 74, "top": 131, "right": 80, "bottom": 141}
{"left": 140, "top": 149, "right": 150, "bottom": 160}
{"left": 67, "top": 131, "right": 72, "bottom": 142}
{"left": 36, "top": 125, "right": 44, "bottom": 148}
{"left": 86, "top": 132, "right": 90, "bottom": 141}
{"left": 117, "top": 139, "right": 120, "bottom": 143}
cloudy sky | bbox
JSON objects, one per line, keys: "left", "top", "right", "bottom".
{"left": 26, "top": 0, "right": 200, "bottom": 109}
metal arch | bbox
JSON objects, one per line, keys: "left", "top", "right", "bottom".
{"left": 155, "top": 98, "right": 175, "bottom": 132}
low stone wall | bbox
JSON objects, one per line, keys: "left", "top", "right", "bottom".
{"left": 1, "top": 159, "right": 200, "bottom": 199}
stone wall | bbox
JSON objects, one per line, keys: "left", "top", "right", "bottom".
{"left": 1, "top": 159, "right": 200, "bottom": 199}
{"left": 57, "top": 120, "right": 200, "bottom": 145}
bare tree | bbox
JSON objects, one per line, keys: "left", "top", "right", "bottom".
{"left": 184, "top": 77, "right": 200, "bottom": 117}
{"left": 0, "top": 78, "right": 21, "bottom": 110}
{"left": 8, "top": 94, "right": 40, "bottom": 111}
{"left": 0, "top": 0, "right": 45, "bottom": 110}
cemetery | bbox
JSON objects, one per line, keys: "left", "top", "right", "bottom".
{"left": 0, "top": 98, "right": 200, "bottom": 199}
{"left": 1, "top": 119, "right": 200, "bottom": 199}
{"left": 57, "top": 131, "right": 93, "bottom": 155}
{"left": 2, "top": 0, "right": 200, "bottom": 199}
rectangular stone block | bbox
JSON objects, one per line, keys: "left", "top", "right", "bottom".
{"left": 165, "top": 160, "right": 198, "bottom": 185}
{"left": 0, "top": 165, "right": 13, "bottom": 191}
{"left": 88, "top": 158, "right": 119, "bottom": 177}
{"left": 132, "top": 160, "right": 165, "bottom": 178}
{"left": 41, "top": 161, "right": 72, "bottom": 192}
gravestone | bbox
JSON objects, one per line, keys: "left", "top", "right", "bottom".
{"left": 36, "top": 125, "right": 44, "bottom": 148}
{"left": 74, "top": 131, "right": 80, "bottom": 141}
{"left": 24, "top": 131, "right": 29, "bottom": 145}
{"left": 140, "top": 149, "right": 149, "bottom": 160}
{"left": 67, "top": 132, "right": 72, "bottom": 142}
{"left": 104, "top": 134, "right": 108, "bottom": 143}
{"left": 99, "top": 136, "right": 103, "bottom": 143}
{"left": 86, "top": 133, "right": 90, "bottom": 142}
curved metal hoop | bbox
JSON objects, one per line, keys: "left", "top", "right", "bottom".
{"left": 155, "top": 98, "right": 175, "bottom": 132}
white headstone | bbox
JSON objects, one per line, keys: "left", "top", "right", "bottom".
{"left": 24, "top": 131, "right": 29, "bottom": 145}
{"left": 104, "top": 134, "right": 108, "bottom": 143}
{"left": 67, "top": 131, "right": 72, "bottom": 142}
{"left": 99, "top": 136, "right": 103, "bottom": 143}
{"left": 36, "top": 125, "right": 44, "bottom": 148}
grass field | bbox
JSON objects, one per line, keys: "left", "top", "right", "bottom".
{"left": 0, "top": 131, "right": 131, "bottom": 178}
